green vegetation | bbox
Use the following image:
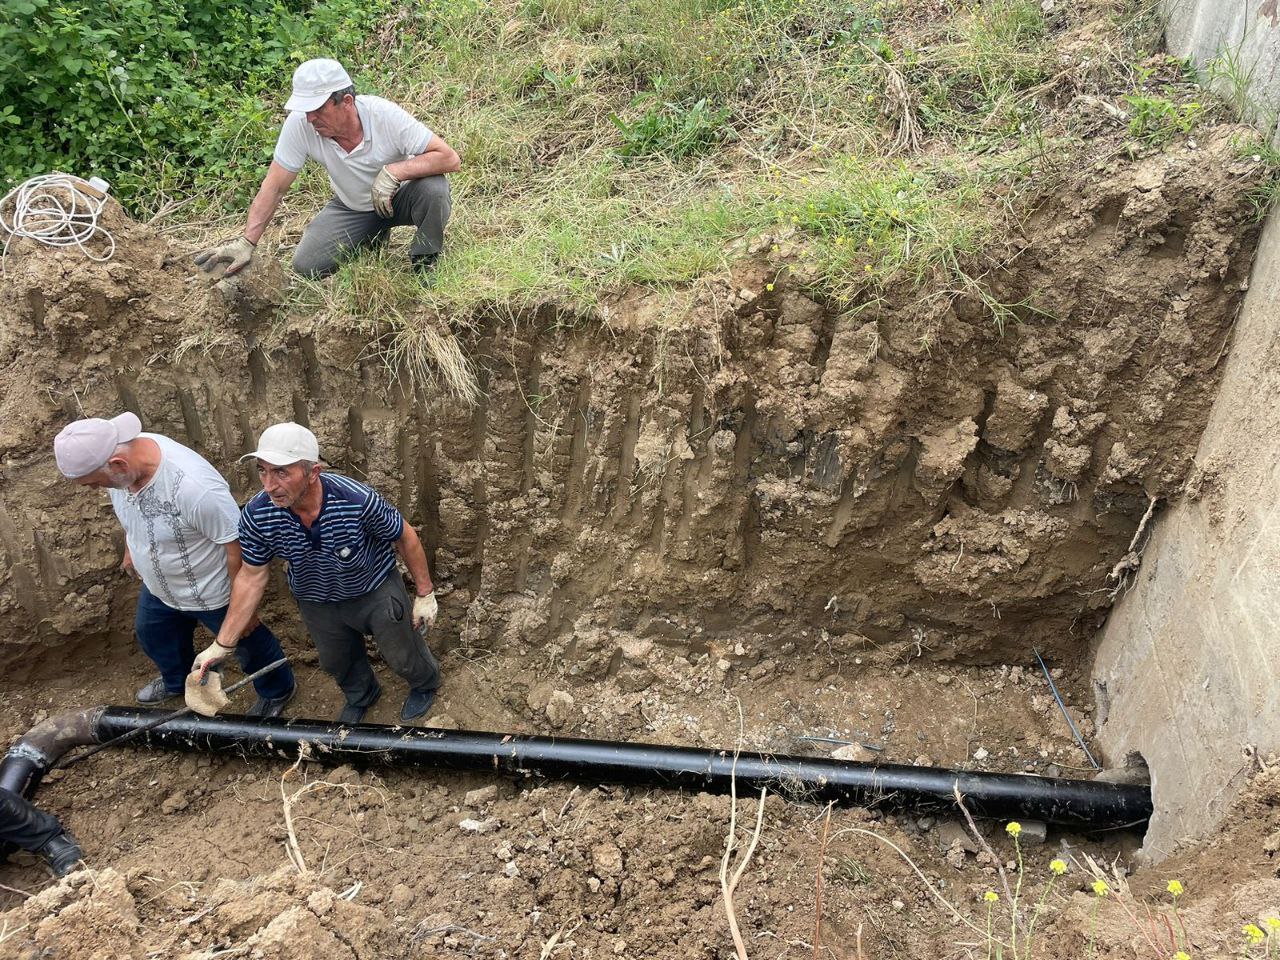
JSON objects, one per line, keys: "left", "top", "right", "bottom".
{"left": 4, "top": 0, "right": 1223, "bottom": 344}
{"left": 0, "top": 0, "right": 390, "bottom": 205}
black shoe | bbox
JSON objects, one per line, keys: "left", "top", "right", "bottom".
{"left": 400, "top": 686, "right": 437, "bottom": 722}
{"left": 410, "top": 253, "right": 438, "bottom": 275}
{"left": 38, "top": 832, "right": 83, "bottom": 878}
{"left": 336, "top": 683, "right": 381, "bottom": 725}
{"left": 136, "top": 677, "right": 183, "bottom": 705}
{"left": 246, "top": 685, "right": 296, "bottom": 719}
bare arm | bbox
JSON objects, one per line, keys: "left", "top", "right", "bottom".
{"left": 244, "top": 162, "right": 299, "bottom": 245}
{"left": 386, "top": 135, "right": 461, "bottom": 181}
{"left": 224, "top": 540, "right": 243, "bottom": 582}
{"left": 394, "top": 523, "right": 434, "bottom": 596}
{"left": 213, "top": 562, "right": 271, "bottom": 648}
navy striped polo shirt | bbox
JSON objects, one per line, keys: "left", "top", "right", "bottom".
{"left": 239, "top": 473, "right": 405, "bottom": 603}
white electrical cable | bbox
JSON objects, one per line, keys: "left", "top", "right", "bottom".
{"left": 0, "top": 172, "right": 116, "bottom": 274}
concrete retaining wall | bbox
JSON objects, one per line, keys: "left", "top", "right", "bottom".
{"left": 1091, "top": 0, "right": 1280, "bottom": 860}
{"left": 1164, "top": 0, "right": 1280, "bottom": 136}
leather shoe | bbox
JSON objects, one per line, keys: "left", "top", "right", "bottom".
{"left": 336, "top": 683, "right": 381, "bottom": 724}
{"left": 400, "top": 686, "right": 437, "bottom": 722}
{"left": 39, "top": 832, "right": 84, "bottom": 878}
{"left": 246, "top": 685, "right": 296, "bottom": 719}
{"left": 136, "top": 677, "right": 182, "bottom": 705}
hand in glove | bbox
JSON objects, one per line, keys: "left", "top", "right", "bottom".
{"left": 193, "top": 236, "right": 255, "bottom": 276}
{"left": 412, "top": 591, "right": 438, "bottom": 630}
{"left": 193, "top": 639, "right": 235, "bottom": 680}
{"left": 371, "top": 166, "right": 402, "bottom": 218}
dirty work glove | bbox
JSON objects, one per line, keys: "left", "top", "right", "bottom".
{"left": 193, "top": 236, "right": 255, "bottom": 276}
{"left": 193, "top": 639, "right": 235, "bottom": 680}
{"left": 412, "top": 591, "right": 438, "bottom": 630}
{"left": 371, "top": 166, "right": 401, "bottom": 218}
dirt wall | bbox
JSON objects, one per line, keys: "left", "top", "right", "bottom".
{"left": 0, "top": 129, "right": 1265, "bottom": 670}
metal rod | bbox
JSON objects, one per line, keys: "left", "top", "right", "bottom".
{"left": 1034, "top": 649, "right": 1101, "bottom": 770}
{"left": 56, "top": 658, "right": 290, "bottom": 770}
{"left": 88, "top": 707, "right": 1152, "bottom": 828}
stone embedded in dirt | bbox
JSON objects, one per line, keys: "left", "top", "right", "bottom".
{"left": 503, "top": 861, "right": 520, "bottom": 878}
{"left": 161, "top": 792, "right": 189, "bottom": 815}
{"left": 1018, "top": 821, "right": 1048, "bottom": 845}
{"left": 464, "top": 784, "right": 499, "bottom": 807}
{"left": 459, "top": 817, "right": 500, "bottom": 834}
{"left": 427, "top": 713, "right": 460, "bottom": 730}
{"left": 973, "top": 747, "right": 990, "bottom": 761}
{"left": 546, "top": 690, "right": 575, "bottom": 728}
{"left": 389, "top": 884, "right": 413, "bottom": 911}
{"left": 591, "top": 841, "right": 624, "bottom": 877}
{"left": 937, "top": 821, "right": 980, "bottom": 854}
{"left": 831, "top": 743, "right": 877, "bottom": 762}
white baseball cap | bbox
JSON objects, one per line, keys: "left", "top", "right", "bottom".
{"left": 54, "top": 412, "right": 143, "bottom": 478}
{"left": 284, "top": 58, "right": 354, "bottom": 113}
{"left": 240, "top": 422, "right": 321, "bottom": 466}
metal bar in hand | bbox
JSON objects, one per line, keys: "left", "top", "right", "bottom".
{"left": 57, "top": 657, "right": 290, "bottom": 769}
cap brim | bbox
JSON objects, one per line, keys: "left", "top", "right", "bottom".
{"left": 238, "top": 450, "right": 304, "bottom": 465}
{"left": 285, "top": 92, "right": 330, "bottom": 113}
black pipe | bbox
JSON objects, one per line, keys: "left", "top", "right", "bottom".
{"left": 0, "top": 708, "right": 101, "bottom": 797}
{"left": 77, "top": 707, "right": 1151, "bottom": 828}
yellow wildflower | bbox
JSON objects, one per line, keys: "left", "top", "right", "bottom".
{"left": 1166, "top": 879, "right": 1184, "bottom": 897}
{"left": 1266, "top": 917, "right": 1280, "bottom": 932}
{"left": 1091, "top": 880, "right": 1109, "bottom": 897}
{"left": 1173, "top": 952, "right": 1190, "bottom": 960}
{"left": 1005, "top": 822, "right": 1022, "bottom": 838}
{"left": 1049, "top": 859, "right": 1067, "bottom": 876}
{"left": 864, "top": 264, "right": 873, "bottom": 273}
{"left": 983, "top": 891, "right": 998, "bottom": 903}
{"left": 1244, "top": 924, "right": 1265, "bottom": 945}
{"left": 765, "top": 283, "right": 774, "bottom": 292}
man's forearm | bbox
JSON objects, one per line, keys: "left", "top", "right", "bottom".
{"left": 244, "top": 184, "right": 287, "bottom": 245}
{"left": 386, "top": 150, "right": 460, "bottom": 181}
{"left": 215, "top": 568, "right": 269, "bottom": 647}
{"left": 395, "top": 527, "right": 434, "bottom": 595}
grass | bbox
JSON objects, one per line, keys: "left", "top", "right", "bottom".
{"left": 153, "top": 0, "right": 1238, "bottom": 397}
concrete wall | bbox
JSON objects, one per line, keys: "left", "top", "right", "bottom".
{"left": 1092, "top": 0, "right": 1280, "bottom": 860}
{"left": 1164, "top": 0, "right": 1280, "bottom": 137}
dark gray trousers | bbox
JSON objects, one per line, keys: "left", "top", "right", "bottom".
{"left": 296, "top": 574, "right": 441, "bottom": 709}
{"left": 0, "top": 787, "right": 62, "bottom": 853}
{"left": 292, "top": 174, "right": 452, "bottom": 278}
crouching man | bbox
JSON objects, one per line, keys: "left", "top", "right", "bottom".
{"left": 195, "top": 423, "right": 440, "bottom": 723}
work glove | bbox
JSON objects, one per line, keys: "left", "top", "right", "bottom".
{"left": 371, "top": 166, "right": 401, "bottom": 218}
{"left": 412, "top": 591, "right": 438, "bottom": 630}
{"left": 193, "top": 236, "right": 255, "bottom": 276}
{"left": 193, "top": 639, "right": 235, "bottom": 680}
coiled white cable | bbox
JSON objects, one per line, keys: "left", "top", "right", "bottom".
{"left": 0, "top": 172, "right": 116, "bottom": 273}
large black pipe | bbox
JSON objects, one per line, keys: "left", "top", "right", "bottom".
{"left": 71, "top": 707, "right": 1151, "bottom": 829}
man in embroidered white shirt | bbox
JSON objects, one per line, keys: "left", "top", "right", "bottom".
{"left": 194, "top": 58, "right": 460, "bottom": 278}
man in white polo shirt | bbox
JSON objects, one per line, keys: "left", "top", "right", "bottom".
{"left": 194, "top": 58, "right": 460, "bottom": 279}
{"left": 54, "top": 413, "right": 297, "bottom": 716}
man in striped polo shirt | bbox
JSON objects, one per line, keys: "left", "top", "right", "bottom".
{"left": 194, "top": 422, "right": 440, "bottom": 723}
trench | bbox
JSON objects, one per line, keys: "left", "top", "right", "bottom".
{"left": 0, "top": 124, "right": 1271, "bottom": 953}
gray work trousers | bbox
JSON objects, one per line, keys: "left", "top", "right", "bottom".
{"left": 296, "top": 574, "right": 441, "bottom": 709}
{"left": 292, "top": 175, "right": 452, "bottom": 278}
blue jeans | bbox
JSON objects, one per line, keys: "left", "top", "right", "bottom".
{"left": 135, "top": 585, "right": 294, "bottom": 700}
